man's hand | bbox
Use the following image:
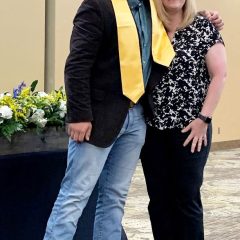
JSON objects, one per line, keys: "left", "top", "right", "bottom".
{"left": 199, "top": 10, "right": 224, "bottom": 31}
{"left": 181, "top": 119, "right": 208, "bottom": 153}
{"left": 67, "top": 122, "right": 92, "bottom": 142}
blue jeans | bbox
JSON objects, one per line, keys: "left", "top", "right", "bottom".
{"left": 43, "top": 104, "right": 146, "bottom": 240}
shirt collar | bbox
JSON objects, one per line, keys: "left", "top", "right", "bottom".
{"left": 128, "top": 0, "right": 144, "bottom": 10}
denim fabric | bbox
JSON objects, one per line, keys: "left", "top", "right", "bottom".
{"left": 141, "top": 124, "right": 212, "bottom": 240}
{"left": 43, "top": 104, "right": 146, "bottom": 240}
{"left": 128, "top": 0, "right": 152, "bottom": 86}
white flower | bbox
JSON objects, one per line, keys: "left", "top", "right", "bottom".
{"left": 31, "top": 109, "right": 45, "bottom": 121}
{"left": 59, "top": 100, "right": 67, "bottom": 112}
{"left": 0, "top": 119, "right": 3, "bottom": 124}
{"left": 59, "top": 111, "right": 66, "bottom": 118}
{"left": 30, "top": 109, "right": 47, "bottom": 127}
{"left": 0, "top": 93, "right": 4, "bottom": 99}
{"left": 36, "top": 118, "right": 47, "bottom": 128}
{"left": 37, "top": 91, "right": 48, "bottom": 97}
{"left": 58, "top": 100, "right": 66, "bottom": 118}
{"left": 0, "top": 106, "right": 13, "bottom": 119}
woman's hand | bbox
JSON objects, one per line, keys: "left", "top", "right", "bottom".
{"left": 181, "top": 119, "right": 208, "bottom": 153}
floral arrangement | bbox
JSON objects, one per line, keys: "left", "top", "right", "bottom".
{"left": 0, "top": 80, "right": 66, "bottom": 141}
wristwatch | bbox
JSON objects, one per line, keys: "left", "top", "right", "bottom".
{"left": 198, "top": 113, "right": 212, "bottom": 124}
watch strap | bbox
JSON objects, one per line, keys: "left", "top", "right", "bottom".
{"left": 198, "top": 113, "right": 212, "bottom": 124}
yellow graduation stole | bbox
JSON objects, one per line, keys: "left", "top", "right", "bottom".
{"left": 111, "top": 0, "right": 175, "bottom": 103}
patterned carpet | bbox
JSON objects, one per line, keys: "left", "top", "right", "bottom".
{"left": 123, "top": 148, "right": 240, "bottom": 240}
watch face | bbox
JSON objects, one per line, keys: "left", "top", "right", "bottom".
{"left": 205, "top": 117, "right": 212, "bottom": 124}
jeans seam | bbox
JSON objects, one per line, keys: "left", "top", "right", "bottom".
{"left": 45, "top": 143, "right": 78, "bottom": 239}
{"left": 97, "top": 161, "right": 111, "bottom": 240}
{"left": 46, "top": 182, "right": 72, "bottom": 239}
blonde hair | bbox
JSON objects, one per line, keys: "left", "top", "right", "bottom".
{"left": 154, "top": 0, "right": 197, "bottom": 30}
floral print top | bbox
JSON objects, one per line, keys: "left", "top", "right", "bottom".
{"left": 147, "top": 15, "right": 224, "bottom": 130}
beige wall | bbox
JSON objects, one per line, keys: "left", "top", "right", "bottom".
{"left": 55, "top": 0, "right": 83, "bottom": 89}
{"left": 0, "top": 1, "right": 45, "bottom": 92}
{"left": 197, "top": 0, "right": 240, "bottom": 142}
{"left": 1, "top": 0, "right": 239, "bottom": 143}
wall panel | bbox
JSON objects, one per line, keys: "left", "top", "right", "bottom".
{"left": 197, "top": 0, "right": 240, "bottom": 142}
{"left": 0, "top": 1, "right": 45, "bottom": 92}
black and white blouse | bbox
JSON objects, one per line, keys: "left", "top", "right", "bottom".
{"left": 147, "top": 15, "right": 224, "bottom": 130}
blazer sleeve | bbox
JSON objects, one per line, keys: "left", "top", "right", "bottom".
{"left": 64, "top": 0, "right": 103, "bottom": 123}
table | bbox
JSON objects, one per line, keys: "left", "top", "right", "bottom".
{"left": 0, "top": 134, "right": 127, "bottom": 240}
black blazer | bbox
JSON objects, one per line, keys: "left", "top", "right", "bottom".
{"left": 65, "top": 0, "right": 131, "bottom": 148}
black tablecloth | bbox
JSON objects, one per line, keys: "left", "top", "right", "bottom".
{"left": 0, "top": 151, "right": 127, "bottom": 240}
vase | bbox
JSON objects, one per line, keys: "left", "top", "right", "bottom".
{"left": 0, "top": 127, "right": 68, "bottom": 156}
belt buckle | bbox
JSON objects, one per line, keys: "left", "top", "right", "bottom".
{"left": 129, "top": 101, "right": 135, "bottom": 108}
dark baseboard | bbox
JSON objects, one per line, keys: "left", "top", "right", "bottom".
{"left": 211, "top": 140, "right": 240, "bottom": 151}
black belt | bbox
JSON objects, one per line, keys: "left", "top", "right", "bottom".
{"left": 129, "top": 101, "right": 136, "bottom": 108}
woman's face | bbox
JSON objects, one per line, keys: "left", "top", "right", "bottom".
{"left": 160, "top": 0, "right": 186, "bottom": 12}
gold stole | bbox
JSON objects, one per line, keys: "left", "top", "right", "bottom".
{"left": 111, "top": 0, "right": 175, "bottom": 103}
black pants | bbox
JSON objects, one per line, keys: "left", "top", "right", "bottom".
{"left": 141, "top": 125, "right": 212, "bottom": 240}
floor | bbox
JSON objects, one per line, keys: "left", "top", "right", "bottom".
{"left": 122, "top": 148, "right": 240, "bottom": 240}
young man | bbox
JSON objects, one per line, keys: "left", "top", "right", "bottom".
{"left": 44, "top": 0, "right": 223, "bottom": 239}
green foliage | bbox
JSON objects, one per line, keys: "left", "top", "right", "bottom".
{"left": 0, "top": 120, "right": 24, "bottom": 142}
{"left": 30, "top": 80, "right": 38, "bottom": 92}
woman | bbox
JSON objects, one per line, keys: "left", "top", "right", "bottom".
{"left": 141, "top": 0, "right": 227, "bottom": 239}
